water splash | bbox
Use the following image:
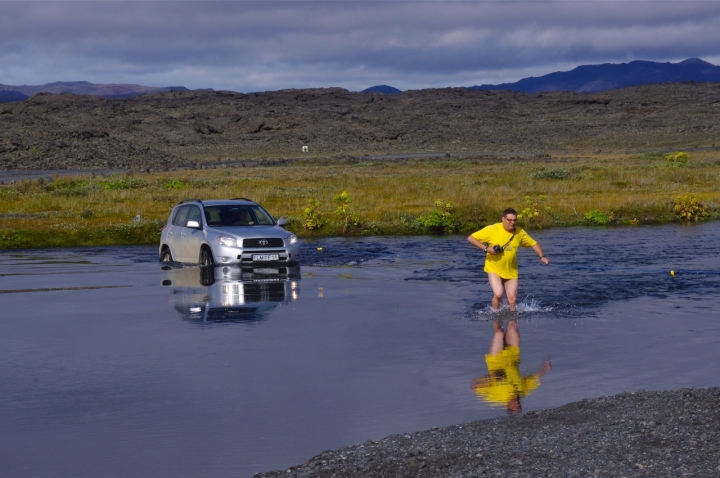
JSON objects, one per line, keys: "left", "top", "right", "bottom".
{"left": 467, "top": 296, "right": 553, "bottom": 321}
{"left": 515, "top": 297, "right": 553, "bottom": 313}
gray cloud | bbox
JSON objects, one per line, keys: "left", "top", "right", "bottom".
{"left": 2, "top": 1, "right": 720, "bottom": 92}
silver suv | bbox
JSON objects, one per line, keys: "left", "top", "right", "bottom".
{"left": 159, "top": 198, "right": 300, "bottom": 267}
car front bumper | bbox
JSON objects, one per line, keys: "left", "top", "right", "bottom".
{"left": 211, "top": 244, "right": 300, "bottom": 267}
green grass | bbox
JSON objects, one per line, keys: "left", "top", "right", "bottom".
{"left": 2, "top": 151, "right": 719, "bottom": 249}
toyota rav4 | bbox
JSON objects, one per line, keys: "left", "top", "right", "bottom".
{"left": 158, "top": 198, "right": 300, "bottom": 267}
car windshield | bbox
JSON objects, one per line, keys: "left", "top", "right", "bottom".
{"left": 203, "top": 205, "right": 275, "bottom": 227}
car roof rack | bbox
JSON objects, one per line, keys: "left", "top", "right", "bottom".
{"left": 230, "top": 197, "right": 255, "bottom": 202}
{"left": 176, "top": 199, "right": 203, "bottom": 205}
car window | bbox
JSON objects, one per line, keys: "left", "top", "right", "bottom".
{"left": 187, "top": 206, "right": 202, "bottom": 225}
{"left": 250, "top": 205, "right": 274, "bottom": 225}
{"left": 203, "top": 204, "right": 274, "bottom": 227}
{"left": 204, "top": 206, "right": 222, "bottom": 225}
{"left": 172, "top": 206, "right": 190, "bottom": 226}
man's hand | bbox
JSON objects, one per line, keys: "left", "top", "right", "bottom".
{"left": 537, "top": 360, "right": 552, "bottom": 378}
{"left": 532, "top": 243, "right": 549, "bottom": 265}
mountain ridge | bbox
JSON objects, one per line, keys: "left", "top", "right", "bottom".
{"left": 0, "top": 81, "right": 190, "bottom": 101}
{"left": 361, "top": 85, "right": 402, "bottom": 94}
{"left": 471, "top": 58, "right": 720, "bottom": 93}
{"left": 3, "top": 57, "right": 720, "bottom": 102}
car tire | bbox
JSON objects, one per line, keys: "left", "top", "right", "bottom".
{"left": 160, "top": 247, "right": 173, "bottom": 263}
{"left": 199, "top": 266, "right": 215, "bottom": 286}
{"left": 199, "top": 247, "right": 215, "bottom": 267}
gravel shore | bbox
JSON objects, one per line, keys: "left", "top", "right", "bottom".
{"left": 255, "top": 388, "right": 720, "bottom": 477}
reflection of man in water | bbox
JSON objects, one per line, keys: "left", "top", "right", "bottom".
{"left": 467, "top": 208, "right": 549, "bottom": 311}
{"left": 471, "top": 319, "right": 551, "bottom": 414}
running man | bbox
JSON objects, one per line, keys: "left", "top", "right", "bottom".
{"left": 468, "top": 208, "right": 549, "bottom": 311}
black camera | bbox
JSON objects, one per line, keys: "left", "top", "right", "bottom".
{"left": 484, "top": 243, "right": 503, "bottom": 253}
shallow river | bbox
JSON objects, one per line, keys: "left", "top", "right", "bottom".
{"left": 2, "top": 223, "right": 720, "bottom": 477}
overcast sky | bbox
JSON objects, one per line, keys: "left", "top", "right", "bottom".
{"left": 2, "top": 1, "right": 720, "bottom": 92}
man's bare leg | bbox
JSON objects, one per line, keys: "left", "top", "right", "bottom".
{"left": 487, "top": 273, "right": 506, "bottom": 310}
{"left": 504, "top": 320, "right": 520, "bottom": 347}
{"left": 503, "top": 278, "right": 519, "bottom": 311}
{"left": 488, "top": 320, "right": 505, "bottom": 355}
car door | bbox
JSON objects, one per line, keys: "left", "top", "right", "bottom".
{"left": 181, "top": 205, "right": 206, "bottom": 263}
{"left": 167, "top": 205, "right": 190, "bottom": 261}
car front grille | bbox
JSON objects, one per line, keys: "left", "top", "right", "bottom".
{"left": 243, "top": 238, "right": 284, "bottom": 248}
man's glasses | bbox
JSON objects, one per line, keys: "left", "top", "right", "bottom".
{"left": 503, "top": 217, "right": 518, "bottom": 222}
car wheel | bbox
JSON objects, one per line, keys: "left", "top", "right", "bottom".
{"left": 199, "top": 247, "right": 215, "bottom": 266}
{"left": 199, "top": 266, "right": 215, "bottom": 286}
{"left": 160, "top": 247, "right": 173, "bottom": 263}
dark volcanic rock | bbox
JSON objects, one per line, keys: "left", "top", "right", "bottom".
{"left": 2, "top": 83, "right": 720, "bottom": 170}
{"left": 255, "top": 388, "right": 720, "bottom": 478}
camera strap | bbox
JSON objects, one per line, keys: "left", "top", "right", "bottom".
{"left": 500, "top": 233, "right": 515, "bottom": 250}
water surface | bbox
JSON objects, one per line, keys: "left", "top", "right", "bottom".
{"left": 1, "top": 223, "right": 720, "bottom": 477}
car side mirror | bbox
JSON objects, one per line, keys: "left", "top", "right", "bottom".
{"left": 186, "top": 220, "right": 202, "bottom": 229}
{"left": 277, "top": 217, "right": 288, "bottom": 227}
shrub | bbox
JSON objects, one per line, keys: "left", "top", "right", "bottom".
{"left": 641, "top": 152, "right": 666, "bottom": 160}
{"left": 333, "top": 191, "right": 360, "bottom": 234}
{"left": 164, "top": 179, "right": 187, "bottom": 190}
{"left": 518, "top": 195, "right": 547, "bottom": 227}
{"left": 360, "top": 221, "right": 383, "bottom": 236}
{"left": 584, "top": 209, "right": 613, "bottom": 226}
{"left": 382, "top": 212, "right": 424, "bottom": 234}
{"left": 0, "top": 187, "right": 19, "bottom": 197}
{"left": 665, "top": 152, "right": 689, "bottom": 167}
{"left": 673, "top": 194, "right": 708, "bottom": 222}
{"left": 418, "top": 200, "right": 457, "bottom": 234}
{"left": 100, "top": 176, "right": 148, "bottom": 190}
{"left": 50, "top": 179, "right": 91, "bottom": 197}
{"left": 302, "top": 198, "right": 325, "bottom": 231}
{"left": 48, "top": 177, "right": 89, "bottom": 192}
{"left": 533, "top": 168, "right": 571, "bottom": 180}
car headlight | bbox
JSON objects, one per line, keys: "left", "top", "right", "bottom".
{"left": 287, "top": 234, "right": 298, "bottom": 245}
{"left": 217, "top": 236, "right": 237, "bottom": 247}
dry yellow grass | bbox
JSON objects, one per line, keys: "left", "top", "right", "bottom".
{"left": 1, "top": 151, "right": 719, "bottom": 248}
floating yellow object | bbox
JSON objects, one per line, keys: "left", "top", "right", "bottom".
{"left": 317, "top": 247, "right": 323, "bottom": 251}
{"left": 670, "top": 270, "right": 675, "bottom": 276}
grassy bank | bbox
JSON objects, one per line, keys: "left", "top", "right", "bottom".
{"left": 1, "top": 151, "right": 719, "bottom": 249}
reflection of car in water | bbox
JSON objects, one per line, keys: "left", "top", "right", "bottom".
{"left": 161, "top": 265, "right": 300, "bottom": 324}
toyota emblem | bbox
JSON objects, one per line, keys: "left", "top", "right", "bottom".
{"left": 259, "top": 239, "right": 268, "bottom": 246}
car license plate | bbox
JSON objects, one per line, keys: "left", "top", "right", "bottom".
{"left": 252, "top": 254, "right": 279, "bottom": 261}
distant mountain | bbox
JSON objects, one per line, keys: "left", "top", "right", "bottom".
{"left": 361, "top": 85, "right": 402, "bottom": 94}
{"left": 471, "top": 58, "right": 720, "bottom": 94}
{"left": 0, "top": 90, "right": 29, "bottom": 103}
{"left": 0, "top": 81, "right": 188, "bottom": 100}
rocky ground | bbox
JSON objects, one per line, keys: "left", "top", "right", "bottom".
{"left": 1, "top": 82, "right": 720, "bottom": 170}
{"left": 255, "top": 388, "right": 720, "bottom": 478}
